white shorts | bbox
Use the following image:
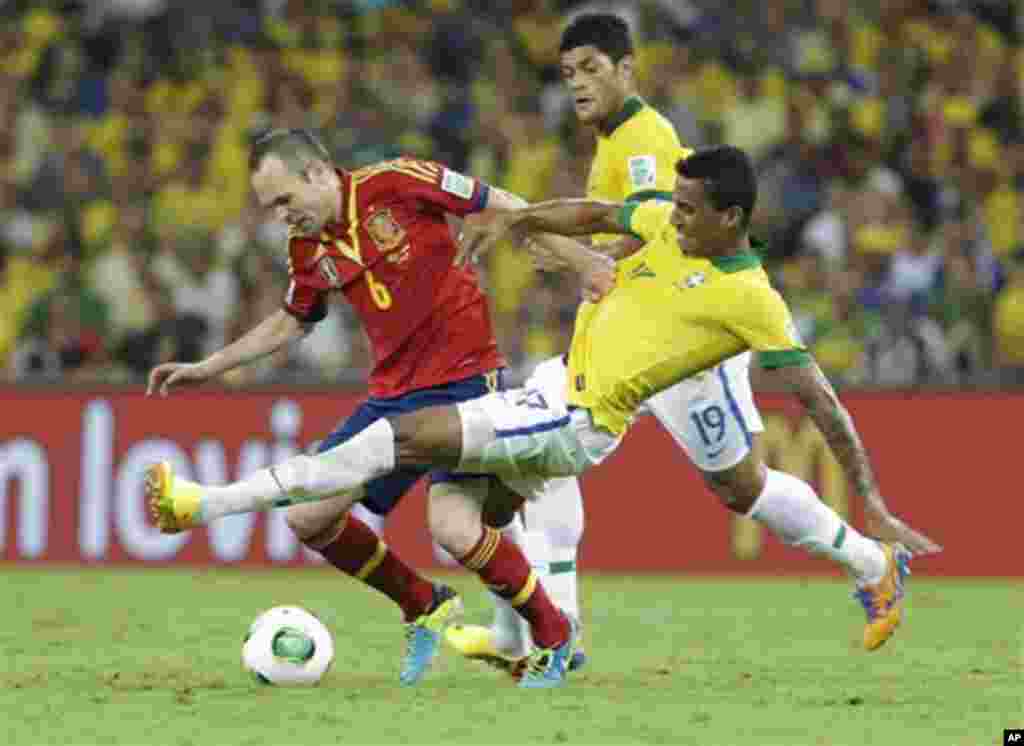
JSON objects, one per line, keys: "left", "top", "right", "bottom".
{"left": 641, "top": 352, "right": 764, "bottom": 472}
{"left": 455, "top": 356, "right": 621, "bottom": 500}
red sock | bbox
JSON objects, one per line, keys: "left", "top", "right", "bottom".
{"left": 461, "top": 526, "right": 568, "bottom": 649}
{"left": 313, "top": 514, "right": 435, "bottom": 622}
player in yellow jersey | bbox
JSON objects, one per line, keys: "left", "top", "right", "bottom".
{"left": 451, "top": 11, "right": 687, "bottom": 674}
{"left": 450, "top": 12, "right": 689, "bottom": 674}
{"left": 459, "top": 146, "right": 941, "bottom": 654}
{"left": 150, "top": 147, "right": 941, "bottom": 688}
{"left": 446, "top": 12, "right": 753, "bottom": 676}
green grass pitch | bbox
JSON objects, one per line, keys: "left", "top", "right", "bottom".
{"left": 2, "top": 568, "right": 1020, "bottom": 745}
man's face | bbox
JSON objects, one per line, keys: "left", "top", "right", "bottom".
{"left": 560, "top": 45, "right": 631, "bottom": 126}
{"left": 251, "top": 154, "right": 337, "bottom": 235}
{"left": 670, "top": 176, "right": 735, "bottom": 256}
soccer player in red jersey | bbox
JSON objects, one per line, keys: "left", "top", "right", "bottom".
{"left": 146, "top": 128, "right": 600, "bottom": 687}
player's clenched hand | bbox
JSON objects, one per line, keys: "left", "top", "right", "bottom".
{"left": 579, "top": 251, "right": 616, "bottom": 303}
{"left": 525, "top": 238, "right": 569, "bottom": 272}
{"left": 863, "top": 493, "right": 943, "bottom": 556}
{"left": 456, "top": 211, "right": 518, "bottom": 266}
{"left": 146, "top": 362, "right": 210, "bottom": 397}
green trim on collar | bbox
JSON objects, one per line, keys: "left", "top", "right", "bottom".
{"left": 758, "top": 349, "right": 812, "bottom": 369}
{"left": 599, "top": 96, "right": 645, "bottom": 136}
{"left": 625, "top": 189, "right": 673, "bottom": 203}
{"left": 710, "top": 252, "right": 761, "bottom": 273}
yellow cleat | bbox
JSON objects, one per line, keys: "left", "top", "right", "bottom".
{"left": 855, "top": 543, "right": 912, "bottom": 651}
{"left": 146, "top": 461, "right": 203, "bottom": 534}
{"left": 444, "top": 624, "right": 526, "bottom": 678}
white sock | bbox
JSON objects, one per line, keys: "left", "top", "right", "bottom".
{"left": 200, "top": 419, "right": 395, "bottom": 522}
{"left": 489, "top": 517, "right": 533, "bottom": 658}
{"left": 524, "top": 477, "right": 584, "bottom": 620}
{"left": 545, "top": 545, "right": 579, "bottom": 620}
{"left": 747, "top": 468, "right": 886, "bottom": 586}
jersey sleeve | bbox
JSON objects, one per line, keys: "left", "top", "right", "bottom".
{"left": 382, "top": 159, "right": 490, "bottom": 217}
{"left": 281, "top": 236, "right": 328, "bottom": 324}
{"left": 618, "top": 199, "right": 674, "bottom": 242}
{"left": 724, "top": 284, "right": 811, "bottom": 368}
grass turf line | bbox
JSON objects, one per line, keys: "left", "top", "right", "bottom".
{"left": 2, "top": 568, "right": 1021, "bottom": 745}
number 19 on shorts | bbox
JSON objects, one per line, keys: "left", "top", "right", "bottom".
{"left": 690, "top": 405, "right": 727, "bottom": 447}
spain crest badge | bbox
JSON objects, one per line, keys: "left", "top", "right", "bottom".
{"left": 364, "top": 209, "right": 406, "bottom": 252}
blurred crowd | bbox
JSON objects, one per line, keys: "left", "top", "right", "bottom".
{"left": 0, "top": 0, "right": 1022, "bottom": 388}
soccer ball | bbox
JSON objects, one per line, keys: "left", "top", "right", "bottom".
{"left": 242, "top": 606, "right": 334, "bottom": 686}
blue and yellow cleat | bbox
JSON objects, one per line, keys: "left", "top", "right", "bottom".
{"left": 569, "top": 648, "right": 588, "bottom": 672}
{"left": 444, "top": 624, "right": 526, "bottom": 677}
{"left": 146, "top": 461, "right": 203, "bottom": 534}
{"left": 855, "top": 543, "right": 912, "bottom": 651}
{"left": 518, "top": 614, "right": 579, "bottom": 689}
{"left": 446, "top": 624, "right": 588, "bottom": 678}
{"left": 400, "top": 584, "right": 463, "bottom": 686}
{"left": 567, "top": 626, "right": 587, "bottom": 671}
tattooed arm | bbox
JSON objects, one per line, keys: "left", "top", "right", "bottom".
{"left": 780, "top": 360, "right": 878, "bottom": 496}
{"left": 765, "top": 360, "right": 942, "bottom": 556}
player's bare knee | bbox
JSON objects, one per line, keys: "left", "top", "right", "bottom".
{"left": 704, "top": 463, "right": 763, "bottom": 514}
{"left": 428, "top": 510, "right": 478, "bottom": 558}
{"left": 285, "top": 504, "right": 329, "bottom": 544}
{"left": 427, "top": 484, "right": 482, "bottom": 558}
{"left": 284, "top": 497, "right": 348, "bottom": 546}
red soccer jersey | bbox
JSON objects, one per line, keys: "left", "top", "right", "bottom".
{"left": 283, "top": 158, "right": 505, "bottom": 398}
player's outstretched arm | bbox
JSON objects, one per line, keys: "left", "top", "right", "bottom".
{"left": 146, "top": 309, "right": 311, "bottom": 397}
{"left": 462, "top": 186, "right": 626, "bottom": 264}
{"left": 765, "top": 359, "right": 943, "bottom": 556}
{"left": 594, "top": 236, "right": 645, "bottom": 260}
{"left": 460, "top": 198, "right": 626, "bottom": 297}
{"left": 525, "top": 236, "right": 643, "bottom": 272}
{"left": 465, "top": 197, "right": 629, "bottom": 248}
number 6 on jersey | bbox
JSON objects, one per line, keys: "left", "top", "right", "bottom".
{"left": 366, "top": 269, "right": 392, "bottom": 310}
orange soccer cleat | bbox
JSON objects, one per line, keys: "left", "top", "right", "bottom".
{"left": 855, "top": 543, "right": 912, "bottom": 651}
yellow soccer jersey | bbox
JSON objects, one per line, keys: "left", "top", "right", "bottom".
{"left": 566, "top": 201, "right": 810, "bottom": 435}
{"left": 586, "top": 96, "right": 690, "bottom": 244}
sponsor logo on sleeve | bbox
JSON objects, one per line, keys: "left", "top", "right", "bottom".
{"left": 628, "top": 155, "right": 657, "bottom": 188}
{"left": 441, "top": 168, "right": 475, "bottom": 199}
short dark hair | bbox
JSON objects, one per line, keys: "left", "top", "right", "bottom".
{"left": 249, "top": 128, "right": 331, "bottom": 175}
{"left": 676, "top": 146, "right": 757, "bottom": 229}
{"left": 559, "top": 13, "right": 633, "bottom": 62}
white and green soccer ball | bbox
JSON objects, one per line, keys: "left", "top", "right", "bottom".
{"left": 242, "top": 606, "right": 334, "bottom": 686}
